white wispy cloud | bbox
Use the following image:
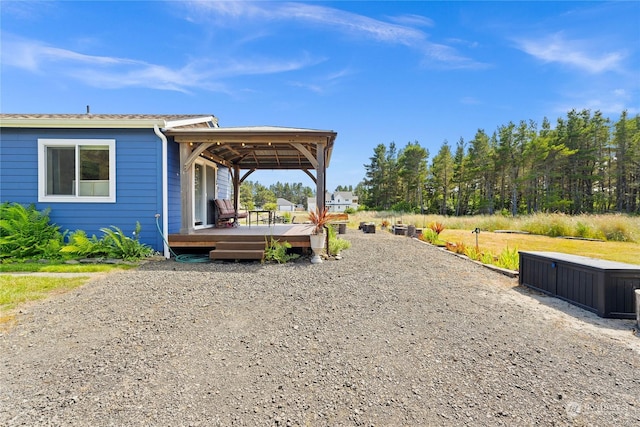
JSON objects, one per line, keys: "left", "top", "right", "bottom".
{"left": 1, "top": 33, "right": 319, "bottom": 93}
{"left": 515, "top": 32, "right": 625, "bottom": 73}
{"left": 288, "top": 66, "right": 355, "bottom": 94}
{"left": 388, "top": 14, "right": 435, "bottom": 28}
{"left": 184, "top": 1, "right": 483, "bottom": 68}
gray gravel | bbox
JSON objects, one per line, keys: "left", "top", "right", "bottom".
{"left": 1, "top": 229, "right": 639, "bottom": 426}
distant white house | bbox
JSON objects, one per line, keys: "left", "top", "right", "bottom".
{"left": 308, "top": 191, "right": 359, "bottom": 213}
{"left": 277, "top": 198, "right": 296, "bottom": 212}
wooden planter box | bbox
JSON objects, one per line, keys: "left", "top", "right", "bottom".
{"left": 393, "top": 225, "right": 407, "bottom": 236}
{"left": 519, "top": 251, "right": 640, "bottom": 319}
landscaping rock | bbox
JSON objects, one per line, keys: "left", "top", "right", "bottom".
{"left": 1, "top": 230, "right": 638, "bottom": 426}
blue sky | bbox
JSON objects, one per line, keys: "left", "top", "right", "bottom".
{"left": 2, "top": 1, "right": 639, "bottom": 192}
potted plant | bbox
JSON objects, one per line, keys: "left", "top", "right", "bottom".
{"left": 308, "top": 207, "right": 330, "bottom": 264}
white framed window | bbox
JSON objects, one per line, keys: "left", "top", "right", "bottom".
{"left": 38, "top": 139, "right": 116, "bottom": 203}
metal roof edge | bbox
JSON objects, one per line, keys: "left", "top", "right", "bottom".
{"left": 0, "top": 117, "right": 167, "bottom": 129}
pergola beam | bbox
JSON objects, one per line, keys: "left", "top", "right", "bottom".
{"left": 167, "top": 127, "right": 336, "bottom": 230}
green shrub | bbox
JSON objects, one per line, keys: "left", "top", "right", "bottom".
{"left": 263, "top": 237, "right": 299, "bottom": 263}
{"left": 328, "top": 225, "right": 351, "bottom": 255}
{"left": 60, "top": 230, "right": 109, "bottom": 258}
{"left": 464, "top": 246, "right": 481, "bottom": 261}
{"left": 0, "top": 202, "right": 64, "bottom": 259}
{"left": 100, "top": 223, "right": 154, "bottom": 260}
{"left": 495, "top": 247, "right": 519, "bottom": 270}
{"left": 61, "top": 222, "right": 153, "bottom": 261}
{"left": 282, "top": 212, "right": 292, "bottom": 223}
{"left": 481, "top": 251, "right": 496, "bottom": 265}
{"left": 343, "top": 207, "right": 356, "bottom": 214}
{"left": 419, "top": 229, "right": 441, "bottom": 245}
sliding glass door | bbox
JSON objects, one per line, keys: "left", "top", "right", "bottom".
{"left": 193, "top": 160, "right": 217, "bottom": 228}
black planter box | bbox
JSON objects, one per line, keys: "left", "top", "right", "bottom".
{"left": 519, "top": 251, "right": 640, "bottom": 319}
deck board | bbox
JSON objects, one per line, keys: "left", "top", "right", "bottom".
{"left": 169, "top": 224, "right": 314, "bottom": 248}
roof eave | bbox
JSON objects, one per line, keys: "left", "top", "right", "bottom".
{"left": 0, "top": 117, "right": 167, "bottom": 129}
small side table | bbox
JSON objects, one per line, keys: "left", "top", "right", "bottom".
{"left": 248, "top": 210, "right": 274, "bottom": 227}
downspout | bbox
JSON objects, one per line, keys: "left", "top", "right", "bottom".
{"left": 154, "top": 124, "right": 170, "bottom": 258}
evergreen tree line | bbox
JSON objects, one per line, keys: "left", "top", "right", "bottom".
{"left": 239, "top": 180, "right": 314, "bottom": 209}
{"left": 356, "top": 110, "right": 640, "bottom": 215}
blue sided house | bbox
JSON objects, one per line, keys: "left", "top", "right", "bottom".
{"left": 0, "top": 114, "right": 337, "bottom": 257}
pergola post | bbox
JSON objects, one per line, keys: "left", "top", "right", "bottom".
{"left": 179, "top": 142, "right": 194, "bottom": 234}
{"left": 233, "top": 164, "right": 241, "bottom": 211}
{"left": 316, "top": 141, "right": 326, "bottom": 212}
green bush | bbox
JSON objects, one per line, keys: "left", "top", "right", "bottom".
{"left": 419, "top": 229, "right": 442, "bottom": 245}
{"left": 463, "top": 246, "right": 481, "bottom": 261}
{"left": 61, "top": 222, "right": 153, "bottom": 261}
{"left": 0, "top": 203, "right": 64, "bottom": 259}
{"left": 481, "top": 251, "right": 496, "bottom": 265}
{"left": 328, "top": 225, "right": 351, "bottom": 255}
{"left": 60, "top": 230, "right": 109, "bottom": 258}
{"left": 100, "top": 223, "right": 154, "bottom": 260}
{"left": 495, "top": 247, "right": 519, "bottom": 270}
{"left": 263, "top": 237, "right": 299, "bottom": 263}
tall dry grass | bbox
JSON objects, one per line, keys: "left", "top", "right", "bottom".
{"left": 350, "top": 211, "right": 640, "bottom": 243}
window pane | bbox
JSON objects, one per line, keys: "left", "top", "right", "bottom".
{"left": 79, "top": 146, "right": 110, "bottom": 196}
{"left": 80, "top": 146, "right": 109, "bottom": 180}
{"left": 46, "top": 147, "right": 75, "bottom": 195}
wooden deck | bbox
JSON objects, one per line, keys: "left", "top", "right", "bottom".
{"left": 168, "top": 224, "right": 314, "bottom": 249}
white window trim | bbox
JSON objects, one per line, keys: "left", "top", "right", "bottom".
{"left": 38, "top": 138, "right": 116, "bottom": 203}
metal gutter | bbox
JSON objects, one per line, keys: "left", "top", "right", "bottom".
{"left": 154, "top": 125, "right": 170, "bottom": 259}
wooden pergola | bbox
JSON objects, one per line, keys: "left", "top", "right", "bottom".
{"left": 163, "top": 126, "right": 337, "bottom": 234}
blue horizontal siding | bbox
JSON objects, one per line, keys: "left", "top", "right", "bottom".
{"left": 167, "top": 140, "right": 181, "bottom": 234}
{"left": 1, "top": 127, "right": 165, "bottom": 251}
{"left": 0, "top": 134, "right": 39, "bottom": 204}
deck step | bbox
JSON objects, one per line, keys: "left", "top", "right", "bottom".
{"left": 209, "top": 249, "right": 265, "bottom": 260}
{"left": 215, "top": 241, "right": 266, "bottom": 251}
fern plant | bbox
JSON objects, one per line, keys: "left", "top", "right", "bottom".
{"left": 60, "top": 230, "right": 109, "bottom": 258}
{"left": 100, "top": 222, "right": 153, "bottom": 261}
{"left": 263, "top": 237, "right": 299, "bottom": 264}
{"left": 0, "top": 202, "right": 64, "bottom": 259}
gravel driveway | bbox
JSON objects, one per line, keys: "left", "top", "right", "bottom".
{"left": 1, "top": 229, "right": 639, "bottom": 426}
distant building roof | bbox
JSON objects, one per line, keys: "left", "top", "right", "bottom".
{"left": 277, "top": 198, "right": 295, "bottom": 206}
{"left": 333, "top": 191, "right": 355, "bottom": 199}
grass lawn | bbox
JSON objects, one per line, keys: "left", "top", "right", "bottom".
{"left": 0, "top": 262, "right": 138, "bottom": 328}
{"left": 0, "top": 275, "right": 89, "bottom": 327}
{"left": 0, "top": 262, "right": 137, "bottom": 273}
{"left": 439, "top": 229, "right": 640, "bottom": 265}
